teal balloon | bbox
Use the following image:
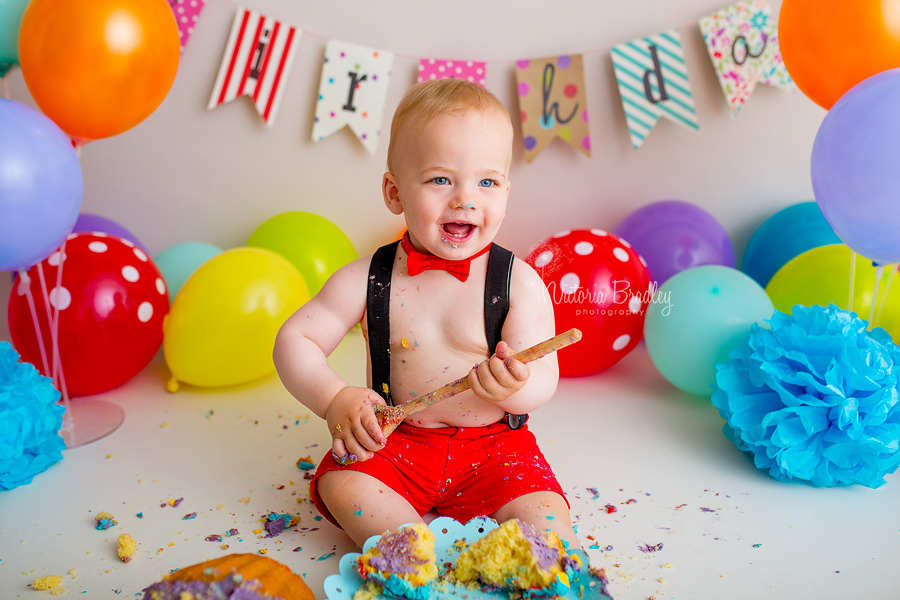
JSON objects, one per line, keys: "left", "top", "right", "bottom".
{"left": 644, "top": 266, "right": 774, "bottom": 396}
{"left": 0, "top": 0, "right": 29, "bottom": 76}
{"left": 154, "top": 241, "right": 223, "bottom": 305}
{"left": 742, "top": 202, "right": 841, "bottom": 288}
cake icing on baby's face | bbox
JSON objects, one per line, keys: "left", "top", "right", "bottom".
{"left": 383, "top": 109, "right": 514, "bottom": 262}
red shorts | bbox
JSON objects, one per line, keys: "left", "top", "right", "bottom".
{"left": 309, "top": 422, "right": 568, "bottom": 529}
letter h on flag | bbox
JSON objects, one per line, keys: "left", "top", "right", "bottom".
{"left": 208, "top": 7, "right": 300, "bottom": 126}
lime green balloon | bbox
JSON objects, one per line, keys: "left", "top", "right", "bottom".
{"left": 247, "top": 212, "right": 358, "bottom": 295}
{"left": 766, "top": 244, "right": 900, "bottom": 340}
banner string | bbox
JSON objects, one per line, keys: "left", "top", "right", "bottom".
{"left": 210, "top": 0, "right": 697, "bottom": 64}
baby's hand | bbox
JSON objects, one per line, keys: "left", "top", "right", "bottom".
{"left": 468, "top": 341, "right": 530, "bottom": 403}
{"left": 325, "top": 387, "right": 388, "bottom": 463}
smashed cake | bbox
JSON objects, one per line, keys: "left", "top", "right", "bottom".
{"left": 356, "top": 523, "right": 438, "bottom": 599}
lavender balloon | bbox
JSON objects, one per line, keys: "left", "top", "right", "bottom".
{"left": 811, "top": 68, "right": 900, "bottom": 265}
{"left": 73, "top": 213, "right": 147, "bottom": 252}
{"left": 613, "top": 200, "right": 735, "bottom": 285}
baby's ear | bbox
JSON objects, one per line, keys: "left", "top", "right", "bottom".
{"left": 382, "top": 172, "right": 404, "bottom": 215}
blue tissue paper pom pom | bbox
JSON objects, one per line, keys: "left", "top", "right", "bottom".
{"left": 711, "top": 304, "right": 900, "bottom": 488}
{"left": 0, "top": 341, "right": 65, "bottom": 491}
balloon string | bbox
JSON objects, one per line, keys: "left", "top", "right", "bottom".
{"left": 51, "top": 238, "right": 71, "bottom": 408}
{"left": 875, "top": 264, "right": 896, "bottom": 329}
{"left": 35, "top": 263, "right": 58, "bottom": 380}
{"left": 18, "top": 271, "right": 51, "bottom": 376}
{"left": 848, "top": 250, "right": 857, "bottom": 313}
{"left": 867, "top": 264, "right": 884, "bottom": 331}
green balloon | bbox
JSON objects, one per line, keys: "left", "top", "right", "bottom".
{"left": 766, "top": 244, "right": 900, "bottom": 340}
{"left": 247, "top": 212, "right": 358, "bottom": 296}
{"left": 644, "top": 265, "right": 774, "bottom": 396}
{"left": 0, "top": 0, "right": 29, "bottom": 76}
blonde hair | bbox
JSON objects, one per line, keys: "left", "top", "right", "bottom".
{"left": 386, "top": 79, "right": 512, "bottom": 174}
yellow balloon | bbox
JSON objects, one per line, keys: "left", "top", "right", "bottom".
{"left": 163, "top": 248, "right": 309, "bottom": 390}
{"left": 766, "top": 244, "right": 900, "bottom": 340}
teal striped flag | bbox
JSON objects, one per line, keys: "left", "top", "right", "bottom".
{"left": 611, "top": 29, "right": 699, "bottom": 150}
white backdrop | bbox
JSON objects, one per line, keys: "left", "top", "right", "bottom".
{"left": 0, "top": 0, "right": 824, "bottom": 343}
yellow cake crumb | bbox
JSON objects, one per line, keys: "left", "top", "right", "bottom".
{"left": 32, "top": 575, "right": 62, "bottom": 590}
{"left": 662, "top": 563, "right": 673, "bottom": 569}
{"left": 160, "top": 422, "right": 168, "bottom": 428}
{"left": 157, "top": 548, "right": 164, "bottom": 556}
{"left": 67, "top": 570, "right": 76, "bottom": 578}
{"left": 259, "top": 549, "right": 268, "bottom": 555}
{"left": 138, "top": 479, "right": 146, "bottom": 484}
{"left": 659, "top": 576, "right": 665, "bottom": 583}
{"left": 216, "top": 504, "right": 225, "bottom": 510}
{"left": 51, "top": 586, "right": 67, "bottom": 596}
{"left": 106, "top": 454, "right": 113, "bottom": 459}
{"left": 117, "top": 533, "right": 137, "bottom": 562}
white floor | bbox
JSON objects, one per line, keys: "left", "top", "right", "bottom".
{"left": 1, "top": 330, "right": 897, "bottom": 599}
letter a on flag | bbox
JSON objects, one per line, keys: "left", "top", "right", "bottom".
{"left": 611, "top": 30, "right": 699, "bottom": 150}
{"left": 312, "top": 40, "right": 395, "bottom": 155}
{"left": 208, "top": 7, "right": 300, "bottom": 126}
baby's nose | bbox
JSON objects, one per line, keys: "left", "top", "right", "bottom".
{"left": 449, "top": 192, "right": 477, "bottom": 211}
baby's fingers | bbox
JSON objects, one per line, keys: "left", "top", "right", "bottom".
{"left": 351, "top": 418, "right": 385, "bottom": 453}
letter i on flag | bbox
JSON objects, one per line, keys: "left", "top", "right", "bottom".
{"left": 611, "top": 30, "right": 699, "bottom": 150}
{"left": 699, "top": 0, "right": 794, "bottom": 116}
{"left": 312, "top": 40, "right": 394, "bottom": 155}
{"left": 208, "top": 7, "right": 300, "bottom": 126}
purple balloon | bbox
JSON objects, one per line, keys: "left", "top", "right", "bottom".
{"left": 612, "top": 200, "right": 735, "bottom": 285}
{"left": 73, "top": 213, "right": 147, "bottom": 252}
{"left": 811, "top": 68, "right": 900, "bottom": 265}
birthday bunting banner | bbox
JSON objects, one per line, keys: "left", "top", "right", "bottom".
{"left": 208, "top": 7, "right": 300, "bottom": 126}
{"left": 312, "top": 40, "right": 395, "bottom": 155}
{"left": 515, "top": 54, "right": 590, "bottom": 162}
{"left": 611, "top": 30, "right": 700, "bottom": 150}
{"left": 418, "top": 58, "right": 487, "bottom": 87}
{"left": 134, "top": 1, "right": 799, "bottom": 158}
{"left": 168, "top": 0, "right": 207, "bottom": 53}
{"left": 699, "top": 0, "right": 794, "bottom": 116}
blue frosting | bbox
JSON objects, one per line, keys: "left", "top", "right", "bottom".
{"left": 712, "top": 304, "right": 900, "bottom": 488}
{"left": 0, "top": 342, "right": 65, "bottom": 492}
{"left": 366, "top": 572, "right": 431, "bottom": 600}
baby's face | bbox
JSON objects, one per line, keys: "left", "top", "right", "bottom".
{"left": 386, "top": 109, "right": 513, "bottom": 260}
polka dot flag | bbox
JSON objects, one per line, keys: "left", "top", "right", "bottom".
{"left": 168, "top": 0, "right": 207, "bottom": 54}
{"left": 312, "top": 40, "right": 394, "bottom": 155}
{"left": 514, "top": 54, "right": 591, "bottom": 163}
{"left": 418, "top": 58, "right": 487, "bottom": 87}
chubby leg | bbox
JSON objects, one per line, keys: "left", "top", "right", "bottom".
{"left": 489, "top": 491, "right": 581, "bottom": 551}
{"left": 316, "top": 469, "right": 423, "bottom": 548}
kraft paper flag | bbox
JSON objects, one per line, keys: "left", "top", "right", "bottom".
{"left": 611, "top": 30, "right": 699, "bottom": 150}
{"left": 312, "top": 40, "right": 394, "bottom": 154}
{"left": 208, "top": 7, "right": 300, "bottom": 126}
{"left": 699, "top": 0, "right": 794, "bottom": 116}
{"left": 418, "top": 58, "right": 487, "bottom": 87}
{"left": 515, "top": 54, "right": 590, "bottom": 162}
{"left": 169, "top": 0, "right": 207, "bottom": 53}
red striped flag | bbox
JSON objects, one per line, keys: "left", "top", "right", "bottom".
{"left": 208, "top": 8, "right": 300, "bottom": 125}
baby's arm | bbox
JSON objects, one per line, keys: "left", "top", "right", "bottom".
{"left": 273, "top": 256, "right": 387, "bottom": 461}
{"left": 467, "top": 258, "right": 559, "bottom": 414}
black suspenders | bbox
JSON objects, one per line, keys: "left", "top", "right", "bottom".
{"left": 365, "top": 242, "right": 529, "bottom": 429}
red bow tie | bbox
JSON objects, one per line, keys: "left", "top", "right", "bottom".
{"left": 400, "top": 234, "right": 491, "bottom": 282}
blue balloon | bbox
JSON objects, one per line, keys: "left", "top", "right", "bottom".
{"left": 0, "top": 0, "right": 29, "bottom": 76}
{"left": 742, "top": 202, "right": 842, "bottom": 288}
{"left": 644, "top": 266, "right": 774, "bottom": 396}
{"left": 154, "top": 241, "right": 223, "bottom": 304}
{"left": 812, "top": 68, "right": 900, "bottom": 265}
{"left": 613, "top": 200, "right": 735, "bottom": 286}
{"left": 0, "top": 99, "right": 83, "bottom": 272}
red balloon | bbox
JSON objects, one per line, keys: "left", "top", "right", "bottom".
{"left": 526, "top": 229, "right": 652, "bottom": 377}
{"left": 8, "top": 232, "right": 169, "bottom": 397}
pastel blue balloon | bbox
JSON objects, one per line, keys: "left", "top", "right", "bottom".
{"left": 0, "top": 99, "right": 83, "bottom": 272}
{"left": 154, "top": 241, "right": 223, "bottom": 304}
{"left": 0, "top": 0, "right": 29, "bottom": 76}
{"left": 742, "top": 202, "right": 842, "bottom": 288}
{"left": 644, "top": 266, "right": 774, "bottom": 396}
{"left": 811, "top": 68, "right": 900, "bottom": 265}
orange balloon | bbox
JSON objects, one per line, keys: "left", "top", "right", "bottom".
{"left": 779, "top": 0, "right": 900, "bottom": 109}
{"left": 18, "top": 0, "right": 180, "bottom": 140}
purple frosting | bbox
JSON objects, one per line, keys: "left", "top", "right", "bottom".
{"left": 516, "top": 521, "right": 562, "bottom": 571}
{"left": 367, "top": 528, "right": 427, "bottom": 574}
{"left": 141, "top": 574, "right": 276, "bottom": 600}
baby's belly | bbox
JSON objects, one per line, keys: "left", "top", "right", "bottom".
{"left": 388, "top": 354, "right": 508, "bottom": 428}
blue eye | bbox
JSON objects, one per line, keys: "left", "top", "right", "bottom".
{"left": 431, "top": 176, "right": 449, "bottom": 185}
{"left": 479, "top": 179, "right": 497, "bottom": 188}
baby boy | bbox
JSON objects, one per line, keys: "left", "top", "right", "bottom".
{"left": 274, "top": 78, "right": 577, "bottom": 550}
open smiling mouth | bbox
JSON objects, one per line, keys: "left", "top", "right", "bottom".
{"left": 441, "top": 222, "right": 476, "bottom": 242}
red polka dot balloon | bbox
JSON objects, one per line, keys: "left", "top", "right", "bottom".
{"left": 526, "top": 229, "right": 653, "bottom": 377}
{"left": 8, "top": 232, "right": 169, "bottom": 397}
